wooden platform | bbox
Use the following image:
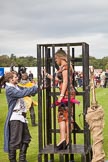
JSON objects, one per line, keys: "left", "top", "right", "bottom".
{"left": 39, "top": 144, "right": 91, "bottom": 155}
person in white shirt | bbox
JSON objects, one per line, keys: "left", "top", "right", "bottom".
{"left": 4, "top": 71, "right": 38, "bottom": 162}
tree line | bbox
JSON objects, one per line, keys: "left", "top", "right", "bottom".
{"left": 0, "top": 54, "right": 108, "bottom": 70}
{"left": 0, "top": 54, "right": 37, "bottom": 67}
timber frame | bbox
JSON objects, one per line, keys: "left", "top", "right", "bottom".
{"left": 37, "top": 42, "right": 92, "bottom": 162}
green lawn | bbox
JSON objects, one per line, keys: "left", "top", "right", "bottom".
{"left": 0, "top": 87, "right": 108, "bottom": 162}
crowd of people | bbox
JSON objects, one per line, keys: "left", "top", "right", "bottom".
{"left": 74, "top": 70, "right": 108, "bottom": 89}
{"left": 94, "top": 71, "right": 108, "bottom": 88}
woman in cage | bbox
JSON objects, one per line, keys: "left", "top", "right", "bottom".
{"left": 43, "top": 48, "right": 76, "bottom": 150}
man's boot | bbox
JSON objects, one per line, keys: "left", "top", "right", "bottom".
{"left": 8, "top": 150, "right": 17, "bottom": 162}
{"left": 19, "top": 143, "right": 28, "bottom": 162}
{"left": 30, "top": 107, "right": 38, "bottom": 126}
{"left": 30, "top": 114, "right": 38, "bottom": 126}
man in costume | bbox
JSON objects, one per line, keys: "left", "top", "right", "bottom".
{"left": 4, "top": 71, "right": 38, "bottom": 162}
{"left": 18, "top": 72, "right": 38, "bottom": 126}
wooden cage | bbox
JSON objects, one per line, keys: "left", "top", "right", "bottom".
{"left": 37, "top": 42, "right": 92, "bottom": 162}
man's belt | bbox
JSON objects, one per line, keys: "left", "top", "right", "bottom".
{"left": 13, "top": 110, "right": 26, "bottom": 118}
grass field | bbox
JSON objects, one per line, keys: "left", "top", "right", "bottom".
{"left": 0, "top": 87, "right": 108, "bottom": 162}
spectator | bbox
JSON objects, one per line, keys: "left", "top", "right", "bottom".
{"left": 100, "top": 71, "right": 106, "bottom": 88}
{"left": 28, "top": 71, "right": 33, "bottom": 81}
{"left": 18, "top": 73, "right": 38, "bottom": 126}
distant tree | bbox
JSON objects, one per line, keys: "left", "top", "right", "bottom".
{"left": 15, "top": 56, "right": 37, "bottom": 67}
{"left": 0, "top": 55, "right": 11, "bottom": 67}
{"left": 0, "top": 54, "right": 108, "bottom": 70}
{"left": 105, "top": 62, "right": 108, "bottom": 70}
{"left": 10, "top": 53, "right": 16, "bottom": 60}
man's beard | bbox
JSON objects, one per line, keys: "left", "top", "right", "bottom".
{"left": 14, "top": 81, "right": 18, "bottom": 85}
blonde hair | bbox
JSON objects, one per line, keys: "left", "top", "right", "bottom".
{"left": 55, "top": 48, "right": 67, "bottom": 61}
{"left": 55, "top": 48, "right": 74, "bottom": 73}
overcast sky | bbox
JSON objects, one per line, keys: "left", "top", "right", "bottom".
{"left": 0, "top": 0, "right": 108, "bottom": 58}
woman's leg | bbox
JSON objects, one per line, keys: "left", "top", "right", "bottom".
{"left": 65, "top": 121, "right": 69, "bottom": 144}
{"left": 65, "top": 121, "right": 73, "bottom": 144}
{"left": 58, "top": 121, "right": 66, "bottom": 144}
